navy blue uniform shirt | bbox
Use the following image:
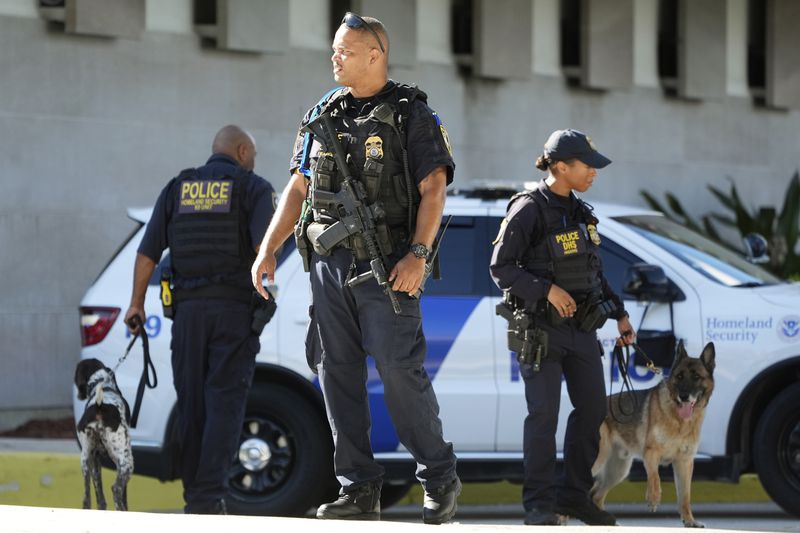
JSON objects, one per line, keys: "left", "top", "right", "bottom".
{"left": 289, "top": 81, "right": 455, "bottom": 186}
{"left": 138, "top": 154, "right": 276, "bottom": 266}
{"left": 490, "top": 180, "right": 625, "bottom": 317}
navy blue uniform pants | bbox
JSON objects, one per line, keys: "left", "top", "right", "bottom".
{"left": 520, "top": 322, "right": 607, "bottom": 511}
{"left": 170, "top": 298, "right": 258, "bottom": 512}
{"left": 310, "top": 249, "right": 457, "bottom": 492}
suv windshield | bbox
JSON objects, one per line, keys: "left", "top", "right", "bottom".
{"left": 615, "top": 214, "right": 783, "bottom": 287}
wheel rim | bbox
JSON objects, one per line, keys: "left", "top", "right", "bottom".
{"left": 777, "top": 411, "right": 800, "bottom": 491}
{"left": 228, "top": 416, "right": 294, "bottom": 500}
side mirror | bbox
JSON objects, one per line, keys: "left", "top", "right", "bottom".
{"left": 742, "top": 233, "right": 770, "bottom": 264}
{"left": 623, "top": 263, "right": 684, "bottom": 303}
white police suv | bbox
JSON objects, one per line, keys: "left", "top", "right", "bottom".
{"left": 75, "top": 189, "right": 800, "bottom": 517}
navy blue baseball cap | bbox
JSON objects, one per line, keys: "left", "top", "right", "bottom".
{"left": 543, "top": 129, "right": 612, "bottom": 169}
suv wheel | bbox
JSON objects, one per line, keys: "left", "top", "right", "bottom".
{"left": 225, "top": 384, "right": 337, "bottom": 516}
{"left": 754, "top": 382, "right": 800, "bottom": 518}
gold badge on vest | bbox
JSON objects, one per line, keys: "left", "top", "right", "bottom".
{"left": 587, "top": 224, "right": 601, "bottom": 245}
{"left": 365, "top": 136, "right": 384, "bottom": 159}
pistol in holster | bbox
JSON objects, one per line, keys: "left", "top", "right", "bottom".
{"left": 496, "top": 292, "right": 549, "bottom": 372}
{"left": 160, "top": 266, "right": 174, "bottom": 319}
{"left": 251, "top": 289, "right": 277, "bottom": 336}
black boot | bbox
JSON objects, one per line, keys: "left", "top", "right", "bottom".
{"left": 422, "top": 477, "right": 462, "bottom": 524}
{"left": 316, "top": 482, "right": 381, "bottom": 520}
{"left": 524, "top": 505, "right": 559, "bottom": 526}
{"left": 555, "top": 498, "right": 616, "bottom": 526}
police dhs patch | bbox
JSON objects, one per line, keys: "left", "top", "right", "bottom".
{"left": 179, "top": 179, "right": 233, "bottom": 213}
{"left": 549, "top": 228, "right": 586, "bottom": 258}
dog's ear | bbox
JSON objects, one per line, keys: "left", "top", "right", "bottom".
{"left": 700, "top": 342, "right": 716, "bottom": 375}
{"left": 671, "top": 339, "right": 688, "bottom": 372}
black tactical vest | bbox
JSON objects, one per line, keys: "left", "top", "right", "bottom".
{"left": 307, "top": 84, "right": 423, "bottom": 258}
{"left": 167, "top": 167, "right": 254, "bottom": 290}
{"left": 511, "top": 185, "right": 604, "bottom": 299}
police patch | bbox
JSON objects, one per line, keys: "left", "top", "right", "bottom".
{"left": 549, "top": 228, "right": 586, "bottom": 258}
{"left": 178, "top": 179, "right": 233, "bottom": 213}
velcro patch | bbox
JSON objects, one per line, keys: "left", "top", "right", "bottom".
{"left": 549, "top": 228, "right": 586, "bottom": 258}
{"left": 178, "top": 180, "right": 233, "bottom": 213}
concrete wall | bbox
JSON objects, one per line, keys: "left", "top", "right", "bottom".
{"left": 0, "top": 0, "right": 798, "bottom": 425}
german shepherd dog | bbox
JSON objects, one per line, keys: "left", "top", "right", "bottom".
{"left": 591, "top": 341, "right": 715, "bottom": 527}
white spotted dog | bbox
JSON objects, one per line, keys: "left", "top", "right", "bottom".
{"left": 74, "top": 358, "right": 134, "bottom": 511}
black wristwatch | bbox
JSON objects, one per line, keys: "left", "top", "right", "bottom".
{"left": 409, "top": 243, "right": 430, "bottom": 260}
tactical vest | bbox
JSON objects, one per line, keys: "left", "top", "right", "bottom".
{"left": 167, "top": 167, "right": 254, "bottom": 293}
{"left": 306, "top": 84, "right": 423, "bottom": 259}
{"left": 511, "top": 186, "right": 603, "bottom": 299}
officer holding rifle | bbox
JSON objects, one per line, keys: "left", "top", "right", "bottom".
{"left": 490, "top": 129, "right": 635, "bottom": 526}
{"left": 251, "top": 12, "right": 460, "bottom": 525}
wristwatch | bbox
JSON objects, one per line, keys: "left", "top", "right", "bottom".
{"left": 409, "top": 243, "right": 430, "bottom": 260}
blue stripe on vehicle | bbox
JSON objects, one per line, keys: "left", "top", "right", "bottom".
{"left": 368, "top": 296, "right": 482, "bottom": 452}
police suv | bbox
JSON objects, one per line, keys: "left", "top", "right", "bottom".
{"left": 75, "top": 189, "right": 800, "bottom": 518}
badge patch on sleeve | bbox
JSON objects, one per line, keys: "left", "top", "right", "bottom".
{"left": 549, "top": 229, "right": 586, "bottom": 258}
{"left": 432, "top": 112, "right": 452, "bottom": 155}
{"left": 492, "top": 218, "right": 508, "bottom": 245}
{"left": 178, "top": 180, "right": 233, "bottom": 213}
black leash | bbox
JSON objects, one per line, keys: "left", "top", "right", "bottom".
{"left": 609, "top": 340, "right": 661, "bottom": 423}
{"left": 121, "top": 316, "right": 158, "bottom": 428}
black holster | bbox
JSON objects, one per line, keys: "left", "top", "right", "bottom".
{"left": 496, "top": 293, "right": 549, "bottom": 371}
{"left": 251, "top": 291, "right": 277, "bottom": 335}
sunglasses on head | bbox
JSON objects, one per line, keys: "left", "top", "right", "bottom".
{"left": 341, "top": 12, "right": 386, "bottom": 53}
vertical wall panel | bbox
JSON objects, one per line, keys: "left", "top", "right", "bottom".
{"left": 679, "top": 0, "right": 726, "bottom": 99}
{"left": 582, "top": 0, "right": 633, "bottom": 89}
{"left": 475, "top": 0, "right": 532, "bottom": 79}
{"left": 217, "top": 0, "right": 289, "bottom": 53}
{"left": 66, "top": 0, "right": 145, "bottom": 39}
{"left": 766, "top": 0, "right": 800, "bottom": 108}
{"left": 532, "top": 0, "right": 560, "bottom": 76}
{"left": 356, "top": 0, "right": 417, "bottom": 67}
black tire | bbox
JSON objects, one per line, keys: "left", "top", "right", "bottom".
{"left": 380, "top": 481, "right": 414, "bottom": 509}
{"left": 225, "top": 384, "right": 338, "bottom": 516}
{"left": 753, "top": 382, "right": 800, "bottom": 518}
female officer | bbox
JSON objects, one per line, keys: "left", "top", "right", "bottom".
{"left": 490, "top": 129, "right": 635, "bottom": 526}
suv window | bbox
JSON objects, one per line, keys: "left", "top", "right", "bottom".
{"left": 597, "top": 235, "right": 644, "bottom": 298}
{"left": 616, "top": 214, "right": 782, "bottom": 287}
{"left": 426, "top": 216, "right": 501, "bottom": 297}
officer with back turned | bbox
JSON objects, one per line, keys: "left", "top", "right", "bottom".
{"left": 125, "top": 125, "right": 276, "bottom": 514}
{"left": 251, "top": 12, "right": 460, "bottom": 524}
{"left": 490, "top": 129, "right": 635, "bottom": 526}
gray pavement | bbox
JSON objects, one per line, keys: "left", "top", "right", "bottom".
{"left": 2, "top": 503, "right": 799, "bottom": 533}
{"left": 1, "top": 439, "right": 798, "bottom": 532}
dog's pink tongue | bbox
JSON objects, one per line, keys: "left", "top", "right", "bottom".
{"left": 678, "top": 402, "right": 694, "bottom": 419}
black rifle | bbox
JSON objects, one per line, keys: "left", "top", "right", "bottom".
{"left": 303, "top": 113, "right": 402, "bottom": 315}
{"left": 496, "top": 296, "right": 548, "bottom": 371}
